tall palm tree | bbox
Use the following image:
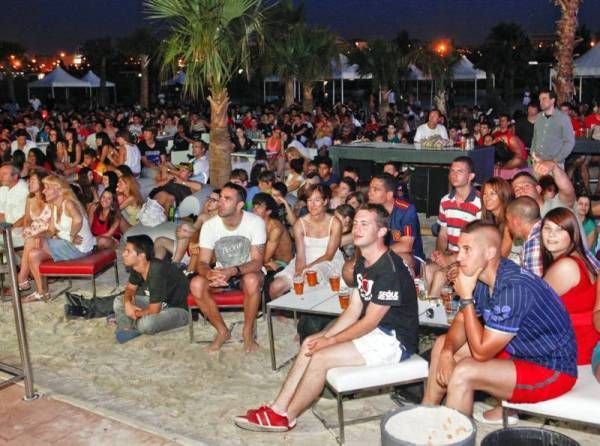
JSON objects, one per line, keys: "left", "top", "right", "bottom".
{"left": 81, "top": 37, "right": 114, "bottom": 106}
{"left": 408, "top": 43, "right": 457, "bottom": 115}
{"left": 268, "top": 23, "right": 337, "bottom": 112}
{"left": 145, "top": 0, "right": 265, "bottom": 187}
{"left": 553, "top": 0, "right": 581, "bottom": 103}
{"left": 349, "top": 39, "right": 406, "bottom": 118}
{"left": 118, "top": 28, "right": 159, "bottom": 109}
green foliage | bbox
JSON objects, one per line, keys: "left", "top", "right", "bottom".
{"left": 144, "top": 0, "right": 266, "bottom": 99}
{"left": 477, "top": 23, "right": 532, "bottom": 83}
{"left": 348, "top": 39, "right": 407, "bottom": 92}
{"left": 408, "top": 44, "right": 458, "bottom": 91}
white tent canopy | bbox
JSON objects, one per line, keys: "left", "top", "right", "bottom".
{"left": 451, "top": 56, "right": 487, "bottom": 105}
{"left": 27, "top": 66, "right": 92, "bottom": 99}
{"left": 82, "top": 70, "right": 115, "bottom": 88}
{"left": 550, "top": 45, "right": 600, "bottom": 101}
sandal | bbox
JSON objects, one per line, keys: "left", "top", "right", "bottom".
{"left": 22, "top": 291, "right": 52, "bottom": 303}
{"left": 18, "top": 280, "right": 31, "bottom": 292}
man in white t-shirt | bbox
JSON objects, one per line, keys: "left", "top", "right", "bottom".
{"left": 190, "top": 182, "right": 266, "bottom": 353}
{"left": 0, "top": 163, "right": 29, "bottom": 245}
{"left": 10, "top": 129, "right": 37, "bottom": 157}
{"left": 413, "top": 109, "right": 449, "bottom": 144}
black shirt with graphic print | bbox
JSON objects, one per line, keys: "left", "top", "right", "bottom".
{"left": 354, "top": 250, "right": 418, "bottom": 354}
{"left": 128, "top": 260, "right": 189, "bottom": 310}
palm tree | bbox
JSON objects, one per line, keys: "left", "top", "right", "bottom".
{"left": 268, "top": 23, "right": 337, "bottom": 112}
{"left": 145, "top": 0, "right": 266, "bottom": 187}
{"left": 261, "top": 0, "right": 305, "bottom": 107}
{"left": 118, "top": 28, "right": 159, "bottom": 109}
{"left": 477, "top": 23, "right": 532, "bottom": 109}
{"left": 81, "top": 37, "right": 114, "bottom": 106}
{"left": 408, "top": 43, "right": 457, "bottom": 115}
{"left": 553, "top": 0, "right": 581, "bottom": 103}
{"left": 349, "top": 39, "right": 406, "bottom": 118}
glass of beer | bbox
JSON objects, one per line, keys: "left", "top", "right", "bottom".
{"left": 441, "top": 286, "right": 453, "bottom": 313}
{"left": 293, "top": 275, "right": 304, "bottom": 296}
{"left": 329, "top": 274, "right": 340, "bottom": 292}
{"left": 306, "top": 270, "right": 318, "bottom": 287}
{"left": 338, "top": 288, "right": 350, "bottom": 310}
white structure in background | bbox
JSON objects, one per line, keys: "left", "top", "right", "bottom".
{"left": 330, "top": 54, "right": 372, "bottom": 105}
{"left": 81, "top": 71, "right": 117, "bottom": 102}
{"left": 450, "top": 56, "right": 487, "bottom": 105}
{"left": 550, "top": 43, "right": 600, "bottom": 102}
{"left": 27, "top": 66, "right": 92, "bottom": 100}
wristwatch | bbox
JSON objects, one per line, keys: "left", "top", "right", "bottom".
{"left": 459, "top": 298, "right": 475, "bottom": 310}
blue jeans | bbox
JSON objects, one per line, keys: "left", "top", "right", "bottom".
{"left": 113, "top": 294, "right": 189, "bottom": 335}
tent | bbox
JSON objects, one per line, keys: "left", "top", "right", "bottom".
{"left": 450, "top": 56, "right": 486, "bottom": 105}
{"left": 329, "top": 54, "right": 372, "bottom": 104}
{"left": 550, "top": 44, "right": 600, "bottom": 101}
{"left": 27, "top": 66, "right": 92, "bottom": 100}
{"left": 82, "top": 71, "right": 117, "bottom": 102}
{"left": 405, "top": 64, "right": 432, "bottom": 104}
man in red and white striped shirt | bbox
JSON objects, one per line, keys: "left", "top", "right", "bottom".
{"left": 425, "top": 156, "right": 481, "bottom": 297}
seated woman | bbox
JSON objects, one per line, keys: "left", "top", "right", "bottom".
{"left": 285, "top": 158, "right": 304, "bottom": 197}
{"left": 54, "top": 140, "right": 77, "bottom": 176}
{"left": 88, "top": 189, "right": 121, "bottom": 250}
{"left": 266, "top": 127, "right": 285, "bottom": 178}
{"left": 107, "top": 130, "right": 141, "bottom": 177}
{"left": 17, "top": 169, "right": 52, "bottom": 292}
{"left": 22, "top": 175, "right": 95, "bottom": 302}
{"left": 269, "top": 184, "right": 343, "bottom": 300}
{"left": 575, "top": 194, "right": 597, "bottom": 252}
{"left": 116, "top": 175, "right": 143, "bottom": 233}
{"left": 72, "top": 167, "right": 100, "bottom": 210}
{"left": 329, "top": 177, "right": 356, "bottom": 210}
{"left": 154, "top": 189, "right": 220, "bottom": 273}
{"left": 231, "top": 126, "right": 255, "bottom": 152}
{"left": 334, "top": 204, "right": 356, "bottom": 261}
{"left": 481, "top": 177, "right": 513, "bottom": 257}
{"left": 542, "top": 207, "right": 600, "bottom": 366}
{"left": 99, "top": 171, "right": 118, "bottom": 196}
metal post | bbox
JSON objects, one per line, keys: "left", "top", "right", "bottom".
{"left": 0, "top": 223, "right": 37, "bottom": 401}
{"left": 579, "top": 76, "right": 583, "bottom": 103}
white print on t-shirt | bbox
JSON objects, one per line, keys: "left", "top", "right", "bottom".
{"left": 377, "top": 290, "right": 399, "bottom": 301}
{"left": 214, "top": 235, "right": 251, "bottom": 268}
{"left": 357, "top": 274, "right": 374, "bottom": 300}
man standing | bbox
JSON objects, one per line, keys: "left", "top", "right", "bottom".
{"left": 515, "top": 102, "right": 539, "bottom": 149}
{"left": 235, "top": 205, "right": 418, "bottom": 432}
{"left": 113, "top": 235, "right": 189, "bottom": 343}
{"left": 190, "top": 183, "right": 266, "bottom": 353}
{"left": 422, "top": 221, "right": 577, "bottom": 418}
{"left": 414, "top": 109, "right": 448, "bottom": 144}
{"left": 531, "top": 90, "right": 575, "bottom": 165}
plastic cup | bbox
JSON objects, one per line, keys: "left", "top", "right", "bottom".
{"left": 306, "top": 270, "right": 318, "bottom": 287}
{"left": 329, "top": 274, "right": 340, "bottom": 292}
{"left": 293, "top": 276, "right": 304, "bottom": 295}
{"left": 338, "top": 289, "right": 350, "bottom": 310}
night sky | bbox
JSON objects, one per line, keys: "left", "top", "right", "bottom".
{"left": 4, "top": 0, "right": 600, "bottom": 54}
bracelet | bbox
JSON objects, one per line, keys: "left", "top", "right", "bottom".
{"left": 459, "top": 298, "right": 475, "bottom": 310}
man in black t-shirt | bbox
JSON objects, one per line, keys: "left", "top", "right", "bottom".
{"left": 138, "top": 126, "right": 167, "bottom": 179}
{"left": 235, "top": 204, "right": 418, "bottom": 432}
{"left": 113, "top": 235, "right": 189, "bottom": 343}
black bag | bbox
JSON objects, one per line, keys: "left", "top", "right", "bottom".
{"left": 297, "top": 314, "right": 335, "bottom": 344}
{"left": 64, "top": 291, "right": 123, "bottom": 320}
{"left": 493, "top": 141, "right": 514, "bottom": 165}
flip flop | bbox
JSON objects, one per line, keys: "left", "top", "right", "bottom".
{"left": 473, "top": 405, "right": 519, "bottom": 425}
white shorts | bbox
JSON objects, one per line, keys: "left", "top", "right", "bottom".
{"left": 352, "top": 327, "right": 404, "bottom": 366}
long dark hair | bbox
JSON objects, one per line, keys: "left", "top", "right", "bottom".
{"left": 481, "top": 177, "right": 512, "bottom": 229}
{"left": 95, "top": 188, "right": 118, "bottom": 227}
{"left": 75, "top": 167, "right": 95, "bottom": 207}
{"left": 541, "top": 207, "right": 596, "bottom": 278}
{"left": 64, "top": 128, "right": 78, "bottom": 151}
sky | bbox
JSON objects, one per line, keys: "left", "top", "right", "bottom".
{"left": 3, "top": 0, "right": 600, "bottom": 54}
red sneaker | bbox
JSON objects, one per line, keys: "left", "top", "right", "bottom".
{"left": 234, "top": 406, "right": 295, "bottom": 432}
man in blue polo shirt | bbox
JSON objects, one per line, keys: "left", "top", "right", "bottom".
{"left": 423, "top": 221, "right": 577, "bottom": 419}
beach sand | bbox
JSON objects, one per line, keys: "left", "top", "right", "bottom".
{"left": 0, "top": 248, "right": 599, "bottom": 445}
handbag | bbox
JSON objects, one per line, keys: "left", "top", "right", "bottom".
{"left": 64, "top": 290, "right": 123, "bottom": 319}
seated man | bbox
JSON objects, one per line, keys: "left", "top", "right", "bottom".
{"left": 113, "top": 235, "right": 189, "bottom": 343}
{"left": 189, "top": 183, "right": 266, "bottom": 353}
{"left": 422, "top": 221, "right": 577, "bottom": 418}
{"left": 251, "top": 193, "right": 293, "bottom": 273}
{"left": 0, "top": 162, "right": 29, "bottom": 245}
{"left": 235, "top": 204, "right": 418, "bottom": 432}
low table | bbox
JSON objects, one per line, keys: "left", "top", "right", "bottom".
{"left": 267, "top": 287, "right": 452, "bottom": 370}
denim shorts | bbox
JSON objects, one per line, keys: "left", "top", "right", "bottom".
{"left": 47, "top": 238, "right": 88, "bottom": 261}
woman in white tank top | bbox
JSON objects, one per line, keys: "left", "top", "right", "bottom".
{"left": 107, "top": 130, "right": 141, "bottom": 176}
{"left": 21, "top": 175, "right": 96, "bottom": 302}
{"left": 270, "top": 184, "right": 344, "bottom": 300}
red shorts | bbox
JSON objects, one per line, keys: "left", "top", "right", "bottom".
{"left": 496, "top": 350, "right": 576, "bottom": 403}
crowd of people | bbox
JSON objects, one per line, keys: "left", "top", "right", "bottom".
{"left": 1, "top": 88, "right": 599, "bottom": 433}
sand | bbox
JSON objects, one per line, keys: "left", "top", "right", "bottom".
{"left": 1, "top": 241, "right": 599, "bottom": 445}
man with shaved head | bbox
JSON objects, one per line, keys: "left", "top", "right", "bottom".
{"left": 505, "top": 197, "right": 543, "bottom": 276}
{"left": 422, "top": 221, "right": 577, "bottom": 419}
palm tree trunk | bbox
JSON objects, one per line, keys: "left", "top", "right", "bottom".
{"left": 379, "top": 86, "right": 390, "bottom": 119}
{"left": 284, "top": 78, "right": 294, "bottom": 108}
{"left": 302, "top": 84, "right": 314, "bottom": 113}
{"left": 140, "top": 54, "right": 150, "bottom": 109}
{"left": 208, "top": 89, "right": 232, "bottom": 188}
{"left": 553, "top": 0, "right": 580, "bottom": 103}
{"left": 100, "top": 56, "right": 108, "bottom": 107}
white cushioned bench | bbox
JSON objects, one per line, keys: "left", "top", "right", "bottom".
{"left": 502, "top": 365, "right": 600, "bottom": 427}
{"left": 312, "top": 354, "right": 429, "bottom": 444}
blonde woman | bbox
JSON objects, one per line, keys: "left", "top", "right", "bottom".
{"left": 116, "top": 175, "right": 143, "bottom": 232}
{"left": 22, "top": 175, "right": 95, "bottom": 301}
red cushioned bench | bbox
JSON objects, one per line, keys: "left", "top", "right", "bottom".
{"left": 39, "top": 249, "right": 119, "bottom": 299}
{"left": 186, "top": 289, "right": 266, "bottom": 343}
